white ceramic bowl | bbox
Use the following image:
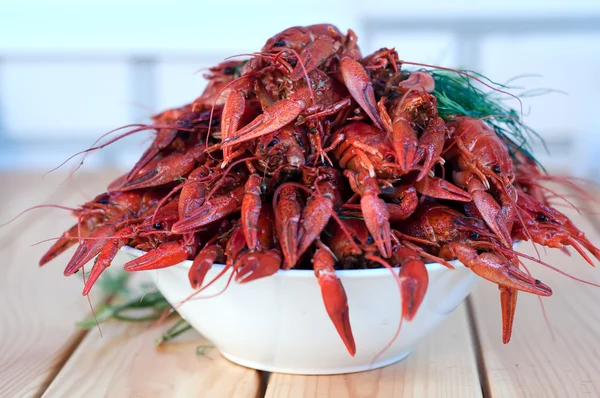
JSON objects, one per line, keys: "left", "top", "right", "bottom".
{"left": 120, "top": 246, "right": 478, "bottom": 375}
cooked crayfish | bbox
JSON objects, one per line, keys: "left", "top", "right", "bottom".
{"left": 28, "top": 23, "right": 600, "bottom": 356}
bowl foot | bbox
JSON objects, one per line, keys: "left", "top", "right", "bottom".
{"left": 219, "top": 350, "right": 412, "bottom": 375}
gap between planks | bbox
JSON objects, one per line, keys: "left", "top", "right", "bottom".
{"left": 0, "top": 171, "right": 119, "bottom": 398}
{"left": 43, "top": 317, "right": 263, "bottom": 397}
{"left": 468, "top": 185, "right": 600, "bottom": 397}
{"left": 465, "top": 297, "right": 492, "bottom": 398}
{"left": 264, "top": 303, "right": 482, "bottom": 398}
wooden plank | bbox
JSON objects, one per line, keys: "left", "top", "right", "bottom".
{"left": 0, "top": 171, "right": 119, "bottom": 398}
{"left": 469, "top": 195, "right": 600, "bottom": 397}
{"left": 266, "top": 303, "right": 482, "bottom": 398}
{"left": 43, "top": 318, "right": 262, "bottom": 398}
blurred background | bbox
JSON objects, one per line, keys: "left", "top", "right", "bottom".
{"left": 1, "top": 0, "right": 600, "bottom": 177}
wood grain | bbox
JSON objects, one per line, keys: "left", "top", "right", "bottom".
{"left": 469, "top": 196, "right": 600, "bottom": 397}
{"left": 0, "top": 172, "right": 119, "bottom": 398}
{"left": 43, "top": 318, "right": 261, "bottom": 398}
{"left": 265, "top": 304, "right": 483, "bottom": 398}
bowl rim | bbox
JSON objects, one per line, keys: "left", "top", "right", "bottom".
{"left": 120, "top": 245, "right": 465, "bottom": 279}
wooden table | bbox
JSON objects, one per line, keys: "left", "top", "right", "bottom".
{"left": 1, "top": 171, "right": 599, "bottom": 398}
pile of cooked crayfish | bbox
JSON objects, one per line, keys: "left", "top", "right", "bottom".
{"left": 39, "top": 24, "right": 600, "bottom": 356}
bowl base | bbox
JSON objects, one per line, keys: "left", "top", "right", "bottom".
{"left": 219, "top": 350, "right": 412, "bottom": 375}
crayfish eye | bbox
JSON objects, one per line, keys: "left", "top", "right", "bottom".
{"left": 288, "top": 59, "right": 297, "bottom": 67}
{"left": 469, "top": 232, "right": 480, "bottom": 239}
{"left": 366, "top": 236, "right": 374, "bottom": 245}
{"left": 177, "top": 120, "right": 193, "bottom": 129}
{"left": 267, "top": 139, "right": 279, "bottom": 148}
{"left": 537, "top": 214, "right": 547, "bottom": 222}
{"left": 260, "top": 181, "right": 269, "bottom": 194}
{"left": 274, "top": 40, "right": 286, "bottom": 47}
{"left": 153, "top": 222, "right": 164, "bottom": 229}
{"left": 98, "top": 198, "right": 110, "bottom": 205}
{"left": 492, "top": 165, "right": 501, "bottom": 174}
{"left": 223, "top": 67, "right": 235, "bottom": 75}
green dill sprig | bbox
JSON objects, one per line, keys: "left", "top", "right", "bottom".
{"left": 196, "top": 344, "right": 215, "bottom": 359}
{"left": 156, "top": 318, "right": 194, "bottom": 346}
{"left": 428, "top": 69, "right": 549, "bottom": 165}
{"left": 77, "top": 271, "right": 196, "bottom": 343}
{"left": 76, "top": 290, "right": 172, "bottom": 328}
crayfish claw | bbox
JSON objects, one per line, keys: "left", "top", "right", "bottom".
{"left": 297, "top": 195, "right": 334, "bottom": 260}
{"left": 83, "top": 226, "right": 134, "bottom": 295}
{"left": 221, "top": 99, "right": 303, "bottom": 148}
{"left": 313, "top": 245, "right": 356, "bottom": 356}
{"left": 189, "top": 245, "right": 224, "bottom": 289}
{"left": 361, "top": 193, "right": 392, "bottom": 258}
{"left": 235, "top": 250, "right": 282, "bottom": 284}
{"left": 290, "top": 37, "right": 336, "bottom": 81}
{"left": 340, "top": 56, "right": 385, "bottom": 131}
{"left": 126, "top": 129, "right": 178, "bottom": 182}
{"left": 414, "top": 176, "right": 471, "bottom": 202}
{"left": 447, "top": 242, "right": 552, "bottom": 296}
{"left": 392, "top": 249, "right": 429, "bottom": 321}
{"left": 275, "top": 186, "right": 303, "bottom": 269}
{"left": 64, "top": 223, "right": 117, "bottom": 276}
{"left": 40, "top": 223, "right": 89, "bottom": 266}
{"left": 172, "top": 187, "right": 244, "bottom": 234}
{"left": 124, "top": 241, "right": 195, "bottom": 271}
{"left": 500, "top": 286, "right": 518, "bottom": 344}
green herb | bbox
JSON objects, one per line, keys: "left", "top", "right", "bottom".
{"left": 77, "top": 271, "right": 172, "bottom": 328}
{"left": 77, "top": 271, "right": 196, "bottom": 344}
{"left": 429, "top": 69, "right": 550, "bottom": 167}
{"left": 156, "top": 318, "right": 193, "bottom": 346}
{"left": 97, "top": 270, "right": 130, "bottom": 296}
{"left": 232, "top": 60, "right": 248, "bottom": 76}
{"left": 338, "top": 215, "right": 365, "bottom": 221}
{"left": 76, "top": 290, "right": 172, "bottom": 328}
{"left": 196, "top": 344, "right": 215, "bottom": 360}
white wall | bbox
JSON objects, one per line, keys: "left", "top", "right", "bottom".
{"left": 1, "top": 0, "right": 599, "bottom": 177}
